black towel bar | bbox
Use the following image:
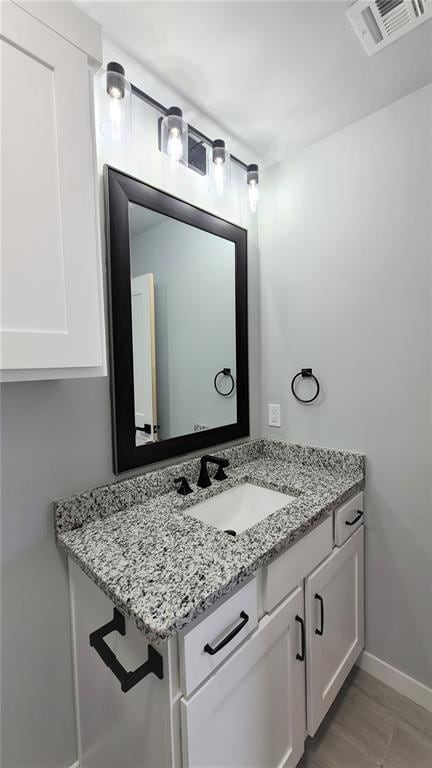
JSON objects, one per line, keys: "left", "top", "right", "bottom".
{"left": 89, "top": 608, "right": 163, "bottom": 692}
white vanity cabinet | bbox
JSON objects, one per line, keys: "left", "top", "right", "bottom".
{"left": 68, "top": 491, "right": 364, "bottom": 768}
{"left": 0, "top": 0, "right": 106, "bottom": 381}
{"left": 305, "top": 526, "right": 364, "bottom": 736}
{"left": 181, "top": 586, "right": 305, "bottom": 768}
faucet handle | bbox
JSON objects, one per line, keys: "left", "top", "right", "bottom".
{"left": 214, "top": 464, "right": 228, "bottom": 481}
{"left": 174, "top": 477, "right": 193, "bottom": 496}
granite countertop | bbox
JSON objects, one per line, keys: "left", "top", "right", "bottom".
{"left": 55, "top": 439, "right": 365, "bottom": 644}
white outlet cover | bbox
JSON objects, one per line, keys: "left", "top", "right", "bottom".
{"left": 268, "top": 403, "right": 281, "bottom": 427}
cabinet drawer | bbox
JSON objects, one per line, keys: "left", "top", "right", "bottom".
{"left": 179, "top": 578, "right": 258, "bottom": 697}
{"left": 263, "top": 515, "right": 333, "bottom": 613}
{"left": 334, "top": 492, "right": 364, "bottom": 546}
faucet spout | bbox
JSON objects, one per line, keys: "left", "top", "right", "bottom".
{"left": 197, "top": 455, "right": 229, "bottom": 488}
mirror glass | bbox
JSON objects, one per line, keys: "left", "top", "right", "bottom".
{"left": 129, "top": 203, "right": 237, "bottom": 447}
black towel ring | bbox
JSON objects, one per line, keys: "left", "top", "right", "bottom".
{"left": 214, "top": 367, "right": 235, "bottom": 397}
{"left": 291, "top": 368, "right": 320, "bottom": 404}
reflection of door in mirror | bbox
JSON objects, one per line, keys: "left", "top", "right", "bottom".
{"left": 131, "top": 274, "right": 158, "bottom": 446}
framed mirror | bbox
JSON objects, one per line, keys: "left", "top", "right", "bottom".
{"left": 105, "top": 166, "right": 249, "bottom": 472}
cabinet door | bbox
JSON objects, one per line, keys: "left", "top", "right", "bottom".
{"left": 305, "top": 526, "right": 364, "bottom": 736}
{"left": 181, "top": 586, "right": 306, "bottom": 768}
{"left": 0, "top": 1, "right": 105, "bottom": 377}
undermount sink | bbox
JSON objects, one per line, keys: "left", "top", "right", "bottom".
{"left": 185, "top": 482, "right": 296, "bottom": 535}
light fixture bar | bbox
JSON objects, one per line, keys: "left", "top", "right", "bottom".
{"left": 131, "top": 84, "right": 168, "bottom": 117}
{"left": 131, "top": 83, "right": 250, "bottom": 172}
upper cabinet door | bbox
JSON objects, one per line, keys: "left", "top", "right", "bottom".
{"left": 0, "top": 1, "right": 105, "bottom": 379}
{"left": 305, "top": 526, "right": 364, "bottom": 736}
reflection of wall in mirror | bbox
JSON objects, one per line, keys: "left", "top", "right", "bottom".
{"left": 131, "top": 274, "right": 158, "bottom": 446}
{"left": 130, "top": 216, "right": 236, "bottom": 441}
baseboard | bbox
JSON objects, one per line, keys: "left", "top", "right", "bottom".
{"left": 357, "top": 651, "right": 432, "bottom": 712}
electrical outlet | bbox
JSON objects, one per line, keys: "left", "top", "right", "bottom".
{"left": 268, "top": 403, "right": 281, "bottom": 427}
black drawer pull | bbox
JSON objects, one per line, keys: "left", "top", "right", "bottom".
{"left": 204, "top": 611, "right": 249, "bottom": 655}
{"left": 315, "top": 593, "right": 324, "bottom": 636}
{"left": 89, "top": 608, "right": 163, "bottom": 692}
{"left": 295, "top": 615, "right": 305, "bottom": 661}
{"left": 345, "top": 510, "right": 363, "bottom": 526}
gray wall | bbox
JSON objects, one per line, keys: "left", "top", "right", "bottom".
{"left": 259, "top": 84, "right": 432, "bottom": 687}
{"left": 1, "top": 377, "right": 115, "bottom": 767}
{"left": 0, "top": 38, "right": 260, "bottom": 768}
{"left": 131, "top": 218, "right": 237, "bottom": 439}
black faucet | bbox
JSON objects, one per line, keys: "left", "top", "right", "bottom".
{"left": 197, "top": 455, "right": 230, "bottom": 488}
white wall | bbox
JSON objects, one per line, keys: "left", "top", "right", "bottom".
{"left": 259, "top": 84, "right": 432, "bottom": 687}
{"left": 131, "top": 219, "right": 237, "bottom": 439}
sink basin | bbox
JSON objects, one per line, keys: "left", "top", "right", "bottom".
{"left": 185, "top": 482, "right": 296, "bottom": 535}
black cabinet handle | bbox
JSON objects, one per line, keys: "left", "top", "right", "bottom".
{"left": 315, "top": 593, "right": 324, "bottom": 636}
{"left": 89, "top": 608, "right": 163, "bottom": 692}
{"left": 295, "top": 615, "right": 305, "bottom": 661}
{"left": 345, "top": 510, "right": 363, "bottom": 526}
{"left": 204, "top": 611, "right": 249, "bottom": 655}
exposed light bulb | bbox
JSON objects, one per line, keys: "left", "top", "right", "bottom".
{"left": 213, "top": 158, "right": 225, "bottom": 196}
{"left": 248, "top": 180, "right": 259, "bottom": 213}
{"left": 109, "top": 96, "right": 123, "bottom": 142}
{"left": 247, "top": 164, "right": 259, "bottom": 214}
{"left": 161, "top": 107, "right": 187, "bottom": 171}
{"left": 211, "top": 140, "right": 229, "bottom": 197}
{"left": 108, "top": 85, "right": 123, "bottom": 99}
{"left": 100, "top": 62, "right": 131, "bottom": 143}
{"left": 167, "top": 127, "right": 183, "bottom": 163}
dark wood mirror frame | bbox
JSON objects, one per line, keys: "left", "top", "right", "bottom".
{"left": 105, "top": 166, "right": 249, "bottom": 473}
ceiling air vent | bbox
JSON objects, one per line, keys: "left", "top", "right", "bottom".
{"left": 348, "top": 0, "right": 432, "bottom": 55}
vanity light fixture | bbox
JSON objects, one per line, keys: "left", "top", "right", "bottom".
{"left": 210, "top": 139, "right": 230, "bottom": 197}
{"left": 99, "top": 62, "right": 260, "bottom": 211}
{"left": 99, "top": 61, "right": 131, "bottom": 143}
{"left": 106, "top": 61, "right": 126, "bottom": 99}
{"left": 161, "top": 106, "right": 188, "bottom": 171}
{"left": 247, "top": 164, "right": 259, "bottom": 214}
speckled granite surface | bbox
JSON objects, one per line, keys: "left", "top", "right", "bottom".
{"left": 55, "top": 439, "right": 365, "bottom": 644}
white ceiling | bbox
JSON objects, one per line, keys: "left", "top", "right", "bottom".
{"left": 80, "top": 1, "right": 432, "bottom": 164}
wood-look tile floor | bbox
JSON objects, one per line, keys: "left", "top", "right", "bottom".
{"left": 300, "top": 667, "right": 432, "bottom": 768}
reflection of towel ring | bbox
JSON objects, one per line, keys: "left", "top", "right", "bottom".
{"left": 214, "top": 367, "right": 235, "bottom": 397}
{"left": 291, "top": 368, "right": 320, "bottom": 404}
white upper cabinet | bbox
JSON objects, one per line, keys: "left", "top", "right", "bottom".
{"left": 0, "top": 0, "right": 106, "bottom": 381}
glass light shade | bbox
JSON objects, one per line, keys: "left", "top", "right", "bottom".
{"left": 161, "top": 107, "right": 188, "bottom": 171}
{"left": 247, "top": 164, "right": 259, "bottom": 213}
{"left": 210, "top": 140, "right": 231, "bottom": 197}
{"left": 97, "top": 62, "right": 131, "bottom": 143}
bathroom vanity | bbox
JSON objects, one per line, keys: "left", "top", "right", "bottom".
{"left": 56, "top": 438, "right": 365, "bottom": 768}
